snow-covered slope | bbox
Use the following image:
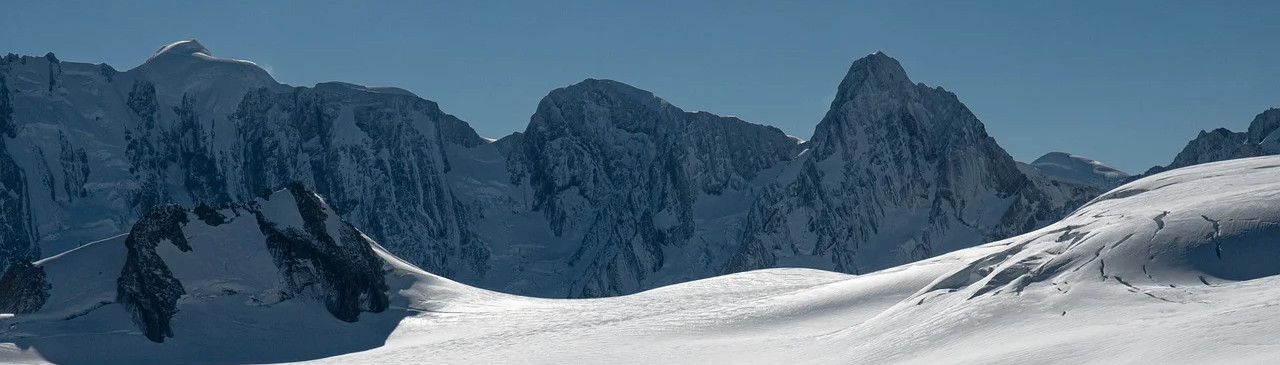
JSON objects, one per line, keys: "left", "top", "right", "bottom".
{"left": 0, "top": 184, "right": 496, "bottom": 364}
{"left": 5, "top": 155, "right": 1279, "bottom": 365}
{"left": 1022, "top": 152, "right": 1129, "bottom": 190}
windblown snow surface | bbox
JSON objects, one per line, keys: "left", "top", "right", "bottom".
{"left": 4, "top": 156, "right": 1280, "bottom": 364}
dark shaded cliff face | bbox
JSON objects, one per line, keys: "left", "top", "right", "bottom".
{"left": 0, "top": 68, "right": 35, "bottom": 270}
{"left": 116, "top": 204, "right": 189, "bottom": 343}
{"left": 0, "top": 261, "right": 49, "bottom": 314}
{"left": 228, "top": 85, "right": 489, "bottom": 280}
{"left": 252, "top": 183, "right": 389, "bottom": 322}
{"left": 498, "top": 79, "right": 803, "bottom": 297}
{"left": 104, "top": 185, "right": 390, "bottom": 343}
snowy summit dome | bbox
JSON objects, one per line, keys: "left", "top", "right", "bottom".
{"left": 152, "top": 40, "right": 214, "bottom": 58}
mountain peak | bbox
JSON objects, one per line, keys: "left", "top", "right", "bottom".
{"left": 134, "top": 39, "right": 278, "bottom": 103}
{"left": 153, "top": 40, "right": 213, "bottom": 58}
{"left": 1031, "top": 151, "right": 1076, "bottom": 162}
{"left": 1030, "top": 151, "right": 1130, "bottom": 190}
{"left": 835, "top": 51, "right": 911, "bottom": 96}
{"left": 551, "top": 78, "right": 668, "bottom": 111}
{"left": 1247, "top": 107, "right": 1280, "bottom": 145}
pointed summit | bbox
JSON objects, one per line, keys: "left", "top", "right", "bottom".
{"left": 833, "top": 51, "right": 912, "bottom": 102}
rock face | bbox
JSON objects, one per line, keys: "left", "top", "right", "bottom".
{"left": 0, "top": 260, "right": 48, "bottom": 314}
{"left": 116, "top": 205, "right": 189, "bottom": 342}
{"left": 724, "top": 52, "right": 1095, "bottom": 275}
{"left": 253, "top": 182, "right": 390, "bottom": 322}
{"left": 494, "top": 79, "right": 802, "bottom": 297}
{"left": 0, "top": 185, "right": 391, "bottom": 343}
{"left": 1141, "top": 108, "right": 1280, "bottom": 176}
{"left": 0, "top": 41, "right": 486, "bottom": 284}
{"left": 2, "top": 42, "right": 1099, "bottom": 298}
{"left": 0, "top": 67, "right": 35, "bottom": 272}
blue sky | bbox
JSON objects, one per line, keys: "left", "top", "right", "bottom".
{"left": 3, "top": 1, "right": 1277, "bottom": 172}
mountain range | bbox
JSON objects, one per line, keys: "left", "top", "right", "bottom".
{"left": 2, "top": 40, "right": 1279, "bottom": 364}
{"left": 2, "top": 40, "right": 1274, "bottom": 300}
{"left": 0, "top": 41, "right": 1117, "bottom": 298}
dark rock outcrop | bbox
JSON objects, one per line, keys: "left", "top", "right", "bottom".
{"left": 116, "top": 204, "right": 189, "bottom": 343}
{"left": 0, "top": 261, "right": 50, "bottom": 314}
{"left": 251, "top": 183, "right": 389, "bottom": 322}
{"left": 112, "top": 184, "right": 391, "bottom": 342}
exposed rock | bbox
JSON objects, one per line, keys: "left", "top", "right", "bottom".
{"left": 726, "top": 52, "right": 1096, "bottom": 275}
{"left": 116, "top": 204, "right": 189, "bottom": 343}
{"left": 1, "top": 44, "right": 1099, "bottom": 299}
{"left": 1140, "top": 108, "right": 1280, "bottom": 177}
{"left": 0, "top": 261, "right": 49, "bottom": 313}
{"left": 250, "top": 183, "right": 389, "bottom": 321}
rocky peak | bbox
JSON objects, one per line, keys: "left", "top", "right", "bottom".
{"left": 495, "top": 78, "right": 802, "bottom": 297}
{"left": 832, "top": 51, "right": 914, "bottom": 105}
{"left": 527, "top": 79, "right": 673, "bottom": 139}
{"left": 554, "top": 78, "right": 668, "bottom": 109}
{"left": 1142, "top": 107, "right": 1280, "bottom": 176}
{"left": 727, "top": 51, "right": 1086, "bottom": 276}
{"left": 1247, "top": 108, "right": 1280, "bottom": 153}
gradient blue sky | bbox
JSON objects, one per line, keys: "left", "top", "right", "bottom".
{"left": 3, "top": 1, "right": 1277, "bottom": 172}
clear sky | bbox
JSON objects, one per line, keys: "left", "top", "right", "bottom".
{"left": 3, "top": 1, "right": 1277, "bottom": 173}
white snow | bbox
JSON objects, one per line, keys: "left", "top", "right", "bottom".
{"left": 4, "top": 156, "right": 1280, "bottom": 364}
{"left": 1028, "top": 151, "right": 1131, "bottom": 190}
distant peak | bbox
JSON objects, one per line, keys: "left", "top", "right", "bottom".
{"left": 1247, "top": 107, "right": 1280, "bottom": 143}
{"left": 833, "top": 51, "right": 912, "bottom": 100}
{"left": 1033, "top": 151, "right": 1074, "bottom": 161}
{"left": 568, "top": 78, "right": 648, "bottom": 95}
{"left": 136, "top": 39, "right": 276, "bottom": 86}
{"left": 553, "top": 78, "right": 667, "bottom": 110}
{"left": 853, "top": 51, "right": 904, "bottom": 71}
{"left": 154, "top": 40, "right": 213, "bottom": 58}
{"left": 315, "top": 82, "right": 420, "bottom": 98}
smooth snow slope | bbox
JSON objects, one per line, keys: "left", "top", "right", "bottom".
{"left": 5, "top": 156, "right": 1280, "bottom": 364}
{"left": 1025, "top": 151, "right": 1130, "bottom": 190}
